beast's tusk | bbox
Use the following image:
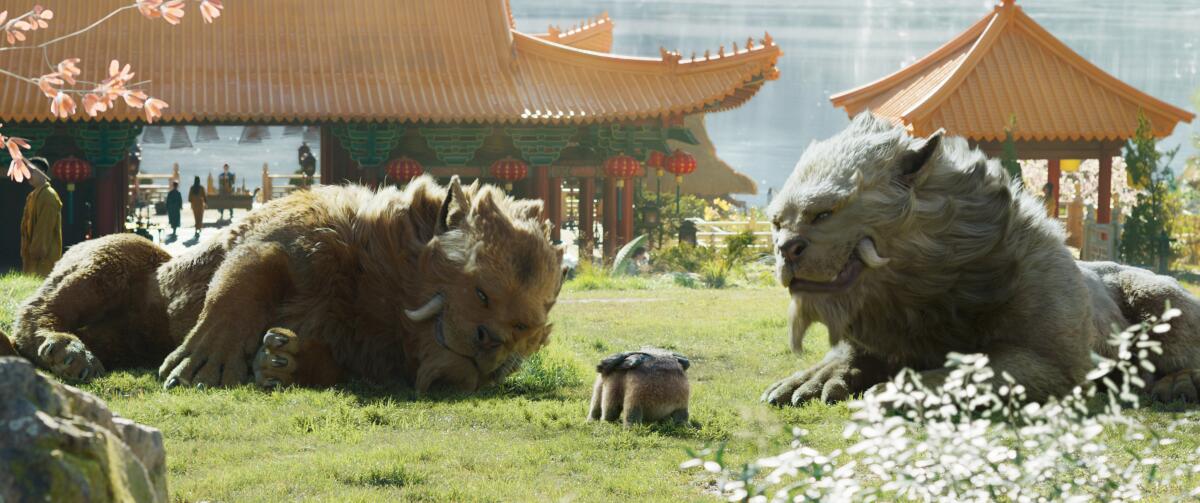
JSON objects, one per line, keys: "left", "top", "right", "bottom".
{"left": 857, "top": 238, "right": 891, "bottom": 268}
{"left": 405, "top": 293, "right": 446, "bottom": 322}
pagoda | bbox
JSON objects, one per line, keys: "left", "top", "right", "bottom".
{"left": 0, "top": 0, "right": 781, "bottom": 268}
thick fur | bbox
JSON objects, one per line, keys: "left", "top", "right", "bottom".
{"left": 12, "top": 176, "right": 565, "bottom": 392}
{"left": 762, "top": 113, "right": 1200, "bottom": 405}
{"left": 0, "top": 328, "right": 15, "bottom": 357}
{"left": 588, "top": 348, "right": 690, "bottom": 425}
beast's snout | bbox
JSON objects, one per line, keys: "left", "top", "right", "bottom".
{"left": 779, "top": 236, "right": 809, "bottom": 264}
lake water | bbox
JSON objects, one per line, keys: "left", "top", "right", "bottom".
{"left": 512, "top": 0, "right": 1200, "bottom": 206}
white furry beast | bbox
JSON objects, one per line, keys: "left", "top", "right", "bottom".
{"left": 762, "top": 113, "right": 1200, "bottom": 405}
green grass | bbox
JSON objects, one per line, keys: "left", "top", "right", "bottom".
{"left": 2, "top": 272, "right": 1197, "bottom": 501}
{"left": 0, "top": 273, "right": 850, "bottom": 501}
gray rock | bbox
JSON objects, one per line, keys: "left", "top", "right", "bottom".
{"left": 0, "top": 356, "right": 168, "bottom": 502}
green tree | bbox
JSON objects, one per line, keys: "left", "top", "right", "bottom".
{"left": 1119, "top": 113, "right": 1180, "bottom": 271}
{"left": 1000, "top": 114, "right": 1023, "bottom": 187}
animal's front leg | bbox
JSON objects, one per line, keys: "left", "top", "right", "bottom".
{"left": 763, "top": 341, "right": 893, "bottom": 406}
{"left": 253, "top": 327, "right": 343, "bottom": 389}
{"left": 159, "top": 243, "right": 293, "bottom": 388}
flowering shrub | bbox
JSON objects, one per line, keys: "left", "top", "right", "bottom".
{"left": 1021, "top": 157, "right": 1138, "bottom": 215}
{"left": 686, "top": 306, "right": 1200, "bottom": 502}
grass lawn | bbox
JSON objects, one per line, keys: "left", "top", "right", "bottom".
{"left": 3, "top": 271, "right": 1199, "bottom": 501}
{"left": 0, "top": 272, "right": 852, "bottom": 502}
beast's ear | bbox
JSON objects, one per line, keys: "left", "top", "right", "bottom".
{"left": 673, "top": 354, "right": 690, "bottom": 371}
{"left": 437, "top": 176, "right": 470, "bottom": 234}
{"left": 897, "top": 130, "right": 943, "bottom": 182}
{"left": 470, "top": 188, "right": 516, "bottom": 236}
{"left": 597, "top": 352, "right": 634, "bottom": 374}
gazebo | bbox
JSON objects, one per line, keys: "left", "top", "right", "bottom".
{"left": 830, "top": 0, "right": 1193, "bottom": 229}
{"left": 0, "top": 0, "right": 781, "bottom": 268}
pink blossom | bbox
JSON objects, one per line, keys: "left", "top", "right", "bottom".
{"left": 200, "top": 0, "right": 222, "bottom": 23}
{"left": 143, "top": 97, "right": 168, "bottom": 123}
{"left": 50, "top": 92, "right": 76, "bottom": 118}
{"left": 137, "top": 0, "right": 163, "bottom": 19}
{"left": 37, "top": 75, "right": 61, "bottom": 98}
{"left": 122, "top": 90, "right": 148, "bottom": 108}
{"left": 160, "top": 0, "right": 185, "bottom": 25}
{"left": 56, "top": 58, "right": 81, "bottom": 85}
{"left": 8, "top": 158, "right": 31, "bottom": 183}
{"left": 82, "top": 93, "right": 108, "bottom": 116}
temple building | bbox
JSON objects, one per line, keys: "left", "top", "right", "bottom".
{"left": 830, "top": 0, "right": 1193, "bottom": 242}
{"left": 0, "top": 0, "right": 780, "bottom": 269}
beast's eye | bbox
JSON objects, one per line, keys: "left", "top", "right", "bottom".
{"left": 476, "top": 288, "right": 489, "bottom": 307}
{"left": 514, "top": 323, "right": 529, "bottom": 332}
{"left": 811, "top": 211, "right": 832, "bottom": 224}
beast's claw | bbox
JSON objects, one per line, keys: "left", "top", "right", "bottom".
{"left": 262, "top": 378, "right": 281, "bottom": 389}
{"left": 271, "top": 355, "right": 287, "bottom": 367}
{"left": 264, "top": 331, "right": 289, "bottom": 349}
{"left": 33, "top": 334, "right": 105, "bottom": 382}
{"left": 164, "top": 377, "right": 180, "bottom": 389}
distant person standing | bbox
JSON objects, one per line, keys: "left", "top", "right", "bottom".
{"left": 20, "top": 157, "right": 62, "bottom": 276}
{"left": 166, "top": 180, "right": 183, "bottom": 237}
{"left": 298, "top": 142, "right": 317, "bottom": 187}
{"left": 188, "top": 176, "right": 206, "bottom": 238}
{"left": 217, "top": 163, "right": 236, "bottom": 219}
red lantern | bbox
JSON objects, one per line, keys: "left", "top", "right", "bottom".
{"left": 385, "top": 156, "right": 423, "bottom": 184}
{"left": 490, "top": 157, "right": 528, "bottom": 190}
{"left": 664, "top": 149, "right": 696, "bottom": 182}
{"left": 51, "top": 156, "right": 92, "bottom": 225}
{"left": 647, "top": 150, "right": 667, "bottom": 177}
{"left": 603, "top": 153, "right": 643, "bottom": 188}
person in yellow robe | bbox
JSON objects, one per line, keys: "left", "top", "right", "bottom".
{"left": 20, "top": 157, "right": 63, "bottom": 276}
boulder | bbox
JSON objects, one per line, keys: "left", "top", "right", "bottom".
{"left": 0, "top": 356, "right": 167, "bottom": 502}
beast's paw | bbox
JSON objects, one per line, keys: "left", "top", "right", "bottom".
{"left": 254, "top": 328, "right": 301, "bottom": 389}
{"left": 762, "top": 352, "right": 861, "bottom": 406}
{"left": 253, "top": 327, "right": 341, "bottom": 390}
{"left": 1151, "top": 369, "right": 1200, "bottom": 403}
{"left": 36, "top": 333, "right": 105, "bottom": 381}
{"left": 159, "top": 334, "right": 252, "bottom": 389}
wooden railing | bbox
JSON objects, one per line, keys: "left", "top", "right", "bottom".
{"left": 692, "top": 219, "right": 773, "bottom": 250}
{"left": 261, "top": 163, "right": 320, "bottom": 202}
{"left": 129, "top": 163, "right": 181, "bottom": 205}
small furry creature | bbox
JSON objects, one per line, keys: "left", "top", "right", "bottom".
{"left": 588, "top": 348, "right": 690, "bottom": 426}
{"left": 762, "top": 112, "right": 1200, "bottom": 406}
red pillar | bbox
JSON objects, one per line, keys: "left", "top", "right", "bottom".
{"left": 1098, "top": 155, "right": 1112, "bottom": 224}
{"left": 94, "top": 160, "right": 127, "bottom": 237}
{"left": 603, "top": 179, "right": 616, "bottom": 259}
{"left": 534, "top": 165, "right": 550, "bottom": 205}
{"left": 579, "top": 178, "right": 595, "bottom": 259}
{"left": 548, "top": 176, "right": 563, "bottom": 243}
{"left": 1047, "top": 159, "right": 1061, "bottom": 217}
{"left": 621, "top": 180, "right": 634, "bottom": 246}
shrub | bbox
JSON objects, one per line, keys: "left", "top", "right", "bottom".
{"left": 1120, "top": 113, "right": 1180, "bottom": 271}
{"left": 565, "top": 260, "right": 651, "bottom": 291}
{"left": 686, "top": 305, "right": 1200, "bottom": 501}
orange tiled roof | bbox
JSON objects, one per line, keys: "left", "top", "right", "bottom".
{"left": 829, "top": 0, "right": 1194, "bottom": 141}
{"left": 533, "top": 13, "right": 614, "bottom": 53}
{"left": 0, "top": 0, "right": 780, "bottom": 125}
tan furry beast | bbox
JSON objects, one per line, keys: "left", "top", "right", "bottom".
{"left": 12, "top": 176, "right": 565, "bottom": 392}
{"left": 762, "top": 113, "right": 1200, "bottom": 406}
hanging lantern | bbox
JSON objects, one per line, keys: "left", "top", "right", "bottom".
{"left": 1060, "top": 159, "right": 1081, "bottom": 173}
{"left": 385, "top": 156, "right": 423, "bottom": 184}
{"left": 604, "top": 153, "right": 643, "bottom": 234}
{"left": 490, "top": 157, "right": 529, "bottom": 191}
{"left": 664, "top": 149, "right": 696, "bottom": 218}
{"left": 52, "top": 157, "right": 93, "bottom": 225}
{"left": 647, "top": 150, "right": 667, "bottom": 178}
{"left": 603, "top": 153, "right": 643, "bottom": 188}
{"left": 664, "top": 149, "right": 697, "bottom": 182}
